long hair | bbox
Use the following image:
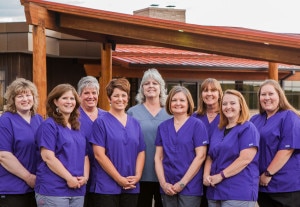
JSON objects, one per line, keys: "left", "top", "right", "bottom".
{"left": 4, "top": 78, "right": 39, "bottom": 116}
{"left": 257, "top": 79, "right": 300, "bottom": 116}
{"left": 195, "top": 78, "right": 223, "bottom": 115}
{"left": 135, "top": 68, "right": 167, "bottom": 107}
{"left": 218, "top": 89, "right": 250, "bottom": 129}
{"left": 46, "top": 84, "right": 81, "bottom": 130}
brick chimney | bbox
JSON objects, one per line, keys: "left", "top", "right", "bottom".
{"left": 133, "top": 6, "right": 186, "bottom": 23}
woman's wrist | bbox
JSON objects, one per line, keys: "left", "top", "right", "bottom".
{"left": 220, "top": 171, "right": 226, "bottom": 179}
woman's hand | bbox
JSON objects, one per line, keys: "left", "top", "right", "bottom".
{"left": 77, "top": 176, "right": 88, "bottom": 187}
{"left": 259, "top": 173, "right": 272, "bottom": 187}
{"left": 203, "top": 175, "right": 212, "bottom": 186}
{"left": 209, "top": 173, "right": 223, "bottom": 187}
{"left": 66, "top": 176, "right": 80, "bottom": 189}
{"left": 162, "top": 182, "right": 177, "bottom": 196}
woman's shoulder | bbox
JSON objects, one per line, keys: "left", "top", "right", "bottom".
{"left": 0, "top": 111, "right": 13, "bottom": 120}
{"left": 127, "top": 104, "right": 143, "bottom": 113}
{"left": 238, "top": 121, "right": 259, "bottom": 133}
{"left": 189, "top": 115, "right": 205, "bottom": 125}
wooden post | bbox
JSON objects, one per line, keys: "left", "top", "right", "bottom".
{"left": 268, "top": 62, "right": 278, "bottom": 81}
{"left": 33, "top": 21, "right": 47, "bottom": 118}
{"left": 99, "top": 43, "right": 112, "bottom": 110}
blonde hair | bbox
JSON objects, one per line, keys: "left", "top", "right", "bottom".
{"left": 4, "top": 78, "right": 39, "bottom": 115}
{"left": 219, "top": 89, "right": 250, "bottom": 129}
{"left": 257, "top": 79, "right": 300, "bottom": 116}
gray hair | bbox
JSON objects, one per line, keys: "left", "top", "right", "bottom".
{"left": 136, "top": 68, "right": 167, "bottom": 106}
{"left": 77, "top": 76, "right": 100, "bottom": 95}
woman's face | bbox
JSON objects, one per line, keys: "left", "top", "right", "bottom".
{"left": 54, "top": 90, "right": 76, "bottom": 116}
{"left": 259, "top": 84, "right": 279, "bottom": 116}
{"left": 170, "top": 92, "right": 188, "bottom": 115}
{"left": 202, "top": 84, "right": 219, "bottom": 106}
{"left": 109, "top": 88, "right": 128, "bottom": 111}
{"left": 79, "top": 86, "right": 98, "bottom": 110}
{"left": 143, "top": 78, "right": 160, "bottom": 100}
{"left": 222, "top": 93, "right": 241, "bottom": 121}
{"left": 14, "top": 90, "right": 34, "bottom": 114}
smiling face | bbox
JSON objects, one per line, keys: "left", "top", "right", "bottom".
{"left": 170, "top": 91, "right": 189, "bottom": 115}
{"left": 79, "top": 86, "right": 98, "bottom": 110}
{"left": 202, "top": 84, "right": 220, "bottom": 107}
{"left": 222, "top": 93, "right": 241, "bottom": 122}
{"left": 109, "top": 88, "right": 128, "bottom": 112}
{"left": 54, "top": 90, "right": 76, "bottom": 117}
{"left": 143, "top": 78, "right": 160, "bottom": 100}
{"left": 14, "top": 89, "right": 34, "bottom": 114}
{"left": 259, "top": 84, "right": 280, "bottom": 116}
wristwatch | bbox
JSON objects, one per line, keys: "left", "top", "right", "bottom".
{"left": 179, "top": 183, "right": 185, "bottom": 189}
{"left": 264, "top": 170, "right": 274, "bottom": 177}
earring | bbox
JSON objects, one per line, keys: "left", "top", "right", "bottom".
{"left": 56, "top": 107, "right": 60, "bottom": 113}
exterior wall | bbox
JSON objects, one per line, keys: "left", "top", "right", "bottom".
{"left": 133, "top": 7, "right": 186, "bottom": 22}
{"left": 0, "top": 53, "right": 87, "bottom": 111}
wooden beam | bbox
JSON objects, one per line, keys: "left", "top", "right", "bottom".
{"left": 84, "top": 64, "right": 291, "bottom": 81}
{"left": 58, "top": 13, "right": 300, "bottom": 66}
{"left": 32, "top": 14, "right": 47, "bottom": 118}
{"left": 268, "top": 62, "right": 278, "bottom": 80}
{"left": 99, "top": 43, "right": 112, "bottom": 111}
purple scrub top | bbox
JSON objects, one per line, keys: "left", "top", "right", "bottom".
{"left": 35, "top": 117, "right": 87, "bottom": 196}
{"left": 207, "top": 121, "right": 260, "bottom": 201}
{"left": 250, "top": 110, "right": 300, "bottom": 193}
{"left": 0, "top": 112, "right": 42, "bottom": 194}
{"left": 79, "top": 106, "right": 105, "bottom": 192}
{"left": 192, "top": 113, "right": 220, "bottom": 139}
{"left": 155, "top": 116, "right": 208, "bottom": 196}
{"left": 89, "top": 112, "right": 146, "bottom": 194}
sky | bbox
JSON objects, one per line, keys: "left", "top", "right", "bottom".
{"left": 1, "top": 0, "right": 300, "bottom": 34}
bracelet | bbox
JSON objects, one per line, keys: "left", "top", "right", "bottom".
{"left": 220, "top": 171, "right": 226, "bottom": 179}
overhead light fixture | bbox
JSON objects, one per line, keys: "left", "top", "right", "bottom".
{"left": 150, "top": 4, "right": 159, "bottom": 7}
{"left": 166, "top": 5, "right": 176, "bottom": 8}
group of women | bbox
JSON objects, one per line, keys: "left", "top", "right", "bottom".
{"left": 0, "top": 68, "right": 300, "bottom": 207}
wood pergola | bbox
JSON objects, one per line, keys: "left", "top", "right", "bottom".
{"left": 20, "top": 0, "right": 300, "bottom": 116}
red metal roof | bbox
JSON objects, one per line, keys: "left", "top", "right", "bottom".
{"left": 113, "top": 45, "right": 300, "bottom": 70}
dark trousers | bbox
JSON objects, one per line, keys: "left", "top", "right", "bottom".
{"left": 137, "top": 181, "right": 163, "bottom": 207}
{"left": 92, "top": 193, "right": 138, "bottom": 207}
{"left": 0, "top": 192, "right": 36, "bottom": 207}
{"left": 84, "top": 192, "right": 95, "bottom": 207}
{"left": 200, "top": 186, "right": 208, "bottom": 207}
{"left": 258, "top": 191, "right": 300, "bottom": 207}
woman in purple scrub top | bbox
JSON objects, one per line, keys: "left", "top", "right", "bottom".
{"left": 204, "top": 89, "right": 259, "bottom": 207}
{"left": 193, "top": 78, "right": 223, "bottom": 139}
{"left": 35, "top": 84, "right": 89, "bottom": 207}
{"left": 77, "top": 76, "right": 105, "bottom": 207}
{"left": 250, "top": 79, "right": 300, "bottom": 207}
{"left": 0, "top": 78, "right": 42, "bottom": 207}
{"left": 155, "top": 86, "right": 208, "bottom": 207}
{"left": 193, "top": 78, "right": 223, "bottom": 207}
{"left": 89, "top": 78, "right": 146, "bottom": 207}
